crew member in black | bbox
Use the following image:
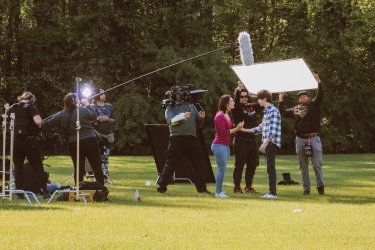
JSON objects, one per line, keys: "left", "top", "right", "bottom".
{"left": 6, "top": 91, "right": 50, "bottom": 199}
{"left": 42, "top": 93, "right": 104, "bottom": 185}
{"left": 157, "top": 85, "right": 211, "bottom": 194}
{"left": 232, "top": 81, "right": 264, "bottom": 194}
{"left": 278, "top": 74, "right": 325, "bottom": 195}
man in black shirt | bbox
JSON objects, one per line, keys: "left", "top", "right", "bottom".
{"left": 232, "top": 81, "right": 264, "bottom": 194}
{"left": 278, "top": 74, "right": 325, "bottom": 195}
{"left": 6, "top": 91, "right": 50, "bottom": 199}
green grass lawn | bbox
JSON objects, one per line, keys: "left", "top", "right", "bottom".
{"left": 1, "top": 154, "right": 374, "bottom": 249}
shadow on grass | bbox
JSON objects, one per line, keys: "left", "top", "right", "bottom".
{"left": 326, "top": 195, "right": 375, "bottom": 204}
{"left": 0, "top": 201, "right": 67, "bottom": 210}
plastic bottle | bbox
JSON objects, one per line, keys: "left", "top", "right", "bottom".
{"left": 293, "top": 209, "right": 304, "bottom": 213}
{"left": 134, "top": 190, "right": 139, "bottom": 202}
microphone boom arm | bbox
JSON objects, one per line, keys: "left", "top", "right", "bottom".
{"left": 88, "top": 44, "right": 235, "bottom": 99}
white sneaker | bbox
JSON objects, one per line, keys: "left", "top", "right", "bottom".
{"left": 261, "top": 194, "right": 278, "bottom": 199}
{"left": 215, "top": 192, "right": 230, "bottom": 198}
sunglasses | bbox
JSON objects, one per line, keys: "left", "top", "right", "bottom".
{"left": 240, "top": 95, "right": 248, "bottom": 98}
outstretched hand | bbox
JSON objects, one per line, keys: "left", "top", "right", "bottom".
{"left": 236, "top": 121, "right": 244, "bottom": 131}
{"left": 279, "top": 92, "right": 286, "bottom": 101}
{"left": 81, "top": 99, "right": 89, "bottom": 106}
{"left": 238, "top": 81, "right": 244, "bottom": 90}
{"left": 313, "top": 74, "right": 321, "bottom": 83}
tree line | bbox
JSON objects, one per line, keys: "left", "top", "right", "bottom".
{"left": 1, "top": 0, "right": 374, "bottom": 155}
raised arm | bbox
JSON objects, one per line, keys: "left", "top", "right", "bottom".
{"left": 278, "top": 92, "right": 294, "bottom": 118}
{"left": 313, "top": 74, "right": 323, "bottom": 105}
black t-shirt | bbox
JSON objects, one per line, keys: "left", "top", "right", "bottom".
{"left": 91, "top": 103, "right": 116, "bottom": 134}
{"left": 232, "top": 89, "right": 264, "bottom": 138}
{"left": 6, "top": 102, "right": 40, "bottom": 136}
{"left": 279, "top": 82, "right": 323, "bottom": 134}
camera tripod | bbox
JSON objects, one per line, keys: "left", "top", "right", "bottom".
{"left": 62, "top": 172, "right": 115, "bottom": 186}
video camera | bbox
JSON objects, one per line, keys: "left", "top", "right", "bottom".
{"left": 161, "top": 83, "right": 207, "bottom": 111}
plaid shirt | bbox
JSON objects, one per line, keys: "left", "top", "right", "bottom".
{"left": 252, "top": 104, "right": 281, "bottom": 148}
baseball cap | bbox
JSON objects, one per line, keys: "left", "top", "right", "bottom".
{"left": 297, "top": 90, "right": 309, "bottom": 97}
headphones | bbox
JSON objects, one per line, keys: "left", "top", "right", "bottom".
{"left": 68, "top": 93, "right": 77, "bottom": 105}
{"left": 170, "top": 85, "right": 183, "bottom": 101}
{"left": 29, "top": 95, "right": 36, "bottom": 104}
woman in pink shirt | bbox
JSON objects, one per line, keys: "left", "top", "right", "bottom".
{"left": 211, "top": 95, "right": 244, "bottom": 198}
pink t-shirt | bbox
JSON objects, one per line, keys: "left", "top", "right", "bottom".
{"left": 212, "top": 112, "right": 232, "bottom": 146}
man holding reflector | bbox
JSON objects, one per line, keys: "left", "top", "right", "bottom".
{"left": 278, "top": 74, "right": 325, "bottom": 195}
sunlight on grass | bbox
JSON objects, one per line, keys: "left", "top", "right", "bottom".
{"left": 0, "top": 154, "right": 374, "bottom": 249}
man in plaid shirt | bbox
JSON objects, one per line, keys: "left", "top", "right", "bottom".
{"left": 242, "top": 89, "right": 281, "bottom": 199}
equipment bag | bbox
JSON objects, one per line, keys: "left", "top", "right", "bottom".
{"left": 78, "top": 181, "right": 110, "bottom": 202}
{"left": 304, "top": 136, "right": 313, "bottom": 157}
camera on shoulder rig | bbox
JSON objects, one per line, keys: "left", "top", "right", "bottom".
{"left": 161, "top": 83, "right": 207, "bottom": 111}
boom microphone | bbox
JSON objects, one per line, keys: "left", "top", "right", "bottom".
{"left": 238, "top": 32, "right": 254, "bottom": 66}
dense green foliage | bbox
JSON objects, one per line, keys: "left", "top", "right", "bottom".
{"left": 1, "top": 0, "right": 374, "bottom": 155}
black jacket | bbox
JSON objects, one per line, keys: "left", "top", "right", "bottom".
{"left": 279, "top": 82, "right": 323, "bottom": 134}
{"left": 232, "top": 89, "right": 264, "bottom": 138}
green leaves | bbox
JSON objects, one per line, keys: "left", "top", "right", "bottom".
{"left": 1, "top": 0, "right": 374, "bottom": 154}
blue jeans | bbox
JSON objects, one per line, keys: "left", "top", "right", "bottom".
{"left": 211, "top": 144, "right": 230, "bottom": 194}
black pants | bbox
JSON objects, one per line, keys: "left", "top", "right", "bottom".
{"left": 158, "top": 136, "right": 207, "bottom": 192}
{"left": 264, "top": 143, "right": 278, "bottom": 195}
{"left": 68, "top": 136, "right": 104, "bottom": 185}
{"left": 233, "top": 138, "right": 258, "bottom": 187}
{"left": 13, "top": 137, "right": 47, "bottom": 193}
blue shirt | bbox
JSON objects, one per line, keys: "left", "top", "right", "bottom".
{"left": 252, "top": 104, "right": 281, "bottom": 148}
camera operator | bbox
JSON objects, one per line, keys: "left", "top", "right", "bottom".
{"left": 91, "top": 89, "right": 116, "bottom": 184}
{"left": 41, "top": 93, "right": 104, "bottom": 185}
{"left": 232, "top": 81, "right": 264, "bottom": 194}
{"left": 278, "top": 74, "right": 325, "bottom": 195}
{"left": 6, "top": 91, "right": 50, "bottom": 199}
{"left": 157, "top": 85, "right": 211, "bottom": 194}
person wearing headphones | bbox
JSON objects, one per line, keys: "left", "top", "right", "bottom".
{"left": 6, "top": 91, "right": 50, "bottom": 199}
{"left": 41, "top": 93, "right": 104, "bottom": 185}
{"left": 156, "top": 85, "right": 211, "bottom": 194}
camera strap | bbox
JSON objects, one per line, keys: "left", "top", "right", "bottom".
{"left": 63, "top": 111, "right": 74, "bottom": 142}
{"left": 304, "top": 135, "right": 313, "bottom": 157}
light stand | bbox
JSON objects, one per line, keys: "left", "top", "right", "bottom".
{"left": 1, "top": 104, "right": 10, "bottom": 201}
{"left": 75, "top": 77, "right": 82, "bottom": 201}
{"left": 71, "top": 77, "right": 91, "bottom": 203}
{"left": 8, "top": 112, "right": 14, "bottom": 201}
{"left": 0, "top": 104, "right": 41, "bottom": 206}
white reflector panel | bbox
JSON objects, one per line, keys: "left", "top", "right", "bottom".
{"left": 231, "top": 58, "right": 317, "bottom": 93}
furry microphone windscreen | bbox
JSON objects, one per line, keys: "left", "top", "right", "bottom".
{"left": 238, "top": 32, "right": 254, "bottom": 66}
